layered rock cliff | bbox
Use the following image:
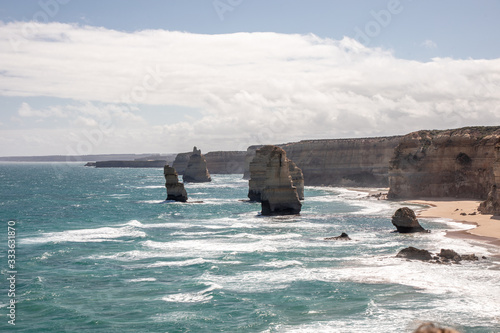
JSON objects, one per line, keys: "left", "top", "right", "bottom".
{"left": 205, "top": 151, "right": 246, "bottom": 174}
{"left": 164, "top": 165, "right": 188, "bottom": 202}
{"left": 388, "top": 127, "right": 500, "bottom": 200}
{"left": 244, "top": 137, "right": 401, "bottom": 186}
{"left": 173, "top": 150, "right": 246, "bottom": 174}
{"left": 183, "top": 147, "right": 212, "bottom": 183}
{"left": 249, "top": 145, "right": 301, "bottom": 215}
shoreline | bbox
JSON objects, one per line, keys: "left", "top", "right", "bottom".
{"left": 347, "top": 188, "right": 500, "bottom": 253}
{"left": 406, "top": 198, "right": 500, "bottom": 252}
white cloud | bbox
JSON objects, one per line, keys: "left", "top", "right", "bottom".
{"left": 0, "top": 22, "right": 499, "bottom": 155}
{"left": 18, "top": 102, "right": 66, "bottom": 118}
{"left": 421, "top": 39, "right": 438, "bottom": 49}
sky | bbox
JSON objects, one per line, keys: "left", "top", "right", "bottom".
{"left": 0, "top": 0, "right": 499, "bottom": 156}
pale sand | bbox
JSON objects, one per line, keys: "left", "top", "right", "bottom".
{"left": 408, "top": 199, "right": 500, "bottom": 247}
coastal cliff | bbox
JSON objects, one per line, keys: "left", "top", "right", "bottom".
{"left": 388, "top": 127, "right": 500, "bottom": 200}
{"left": 244, "top": 137, "right": 401, "bottom": 186}
{"left": 173, "top": 150, "right": 246, "bottom": 174}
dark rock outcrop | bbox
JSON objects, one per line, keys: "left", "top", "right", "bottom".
{"left": 164, "top": 165, "right": 188, "bottom": 202}
{"left": 183, "top": 147, "right": 211, "bottom": 183}
{"left": 249, "top": 145, "right": 302, "bottom": 215}
{"left": 388, "top": 127, "right": 500, "bottom": 200}
{"left": 397, "top": 247, "right": 481, "bottom": 264}
{"left": 325, "top": 232, "right": 352, "bottom": 241}
{"left": 391, "top": 207, "right": 427, "bottom": 233}
{"left": 396, "top": 247, "right": 433, "bottom": 261}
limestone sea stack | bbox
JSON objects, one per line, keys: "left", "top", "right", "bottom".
{"left": 289, "top": 160, "right": 304, "bottom": 200}
{"left": 248, "top": 145, "right": 302, "bottom": 215}
{"left": 164, "top": 165, "right": 188, "bottom": 202}
{"left": 183, "top": 147, "right": 212, "bottom": 183}
{"left": 248, "top": 146, "right": 304, "bottom": 202}
{"left": 391, "top": 207, "right": 427, "bottom": 233}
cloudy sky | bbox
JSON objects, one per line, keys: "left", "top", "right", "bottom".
{"left": 1, "top": 0, "right": 499, "bottom": 156}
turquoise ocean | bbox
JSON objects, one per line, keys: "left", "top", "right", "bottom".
{"left": 1, "top": 162, "right": 500, "bottom": 332}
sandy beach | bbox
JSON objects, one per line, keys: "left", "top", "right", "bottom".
{"left": 409, "top": 199, "right": 500, "bottom": 248}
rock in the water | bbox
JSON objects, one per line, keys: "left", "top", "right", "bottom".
{"left": 396, "top": 247, "right": 433, "bottom": 261}
{"left": 439, "top": 249, "right": 461, "bottom": 262}
{"left": 183, "top": 147, "right": 212, "bottom": 183}
{"left": 250, "top": 145, "right": 302, "bottom": 215}
{"left": 391, "top": 207, "right": 427, "bottom": 233}
{"left": 397, "top": 247, "right": 482, "bottom": 264}
{"left": 164, "top": 165, "right": 188, "bottom": 202}
{"left": 248, "top": 145, "right": 304, "bottom": 202}
{"left": 325, "top": 232, "right": 351, "bottom": 241}
{"left": 461, "top": 254, "right": 479, "bottom": 261}
{"left": 289, "top": 160, "right": 304, "bottom": 200}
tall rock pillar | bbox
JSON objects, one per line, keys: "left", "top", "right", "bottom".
{"left": 183, "top": 147, "right": 212, "bottom": 183}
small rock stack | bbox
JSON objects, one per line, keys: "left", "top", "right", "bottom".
{"left": 164, "top": 165, "right": 188, "bottom": 202}
{"left": 391, "top": 207, "right": 428, "bottom": 233}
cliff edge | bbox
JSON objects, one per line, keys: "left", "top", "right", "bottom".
{"left": 388, "top": 127, "right": 500, "bottom": 200}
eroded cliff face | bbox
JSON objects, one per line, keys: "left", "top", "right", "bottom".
{"left": 479, "top": 143, "right": 500, "bottom": 214}
{"left": 173, "top": 150, "right": 246, "bottom": 175}
{"left": 388, "top": 127, "right": 500, "bottom": 200}
{"left": 244, "top": 137, "right": 401, "bottom": 186}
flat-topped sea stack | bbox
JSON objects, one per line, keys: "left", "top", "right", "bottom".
{"left": 388, "top": 127, "right": 500, "bottom": 200}
{"left": 249, "top": 145, "right": 302, "bottom": 215}
{"left": 164, "top": 165, "right": 188, "bottom": 202}
{"left": 183, "top": 147, "right": 212, "bottom": 183}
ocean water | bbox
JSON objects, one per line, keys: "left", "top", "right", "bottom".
{"left": 1, "top": 163, "right": 500, "bottom": 333}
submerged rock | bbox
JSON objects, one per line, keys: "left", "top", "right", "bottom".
{"left": 439, "top": 249, "right": 461, "bottom": 262}
{"left": 325, "top": 232, "right": 352, "bottom": 241}
{"left": 183, "top": 147, "right": 212, "bottom": 183}
{"left": 164, "top": 165, "right": 188, "bottom": 202}
{"left": 391, "top": 207, "right": 428, "bottom": 233}
{"left": 249, "top": 145, "right": 301, "bottom": 216}
{"left": 397, "top": 246, "right": 482, "bottom": 264}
